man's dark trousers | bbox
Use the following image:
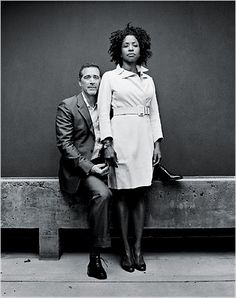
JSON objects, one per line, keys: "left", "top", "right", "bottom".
{"left": 79, "top": 160, "right": 112, "bottom": 249}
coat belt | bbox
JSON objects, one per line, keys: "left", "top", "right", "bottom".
{"left": 113, "top": 105, "right": 150, "bottom": 117}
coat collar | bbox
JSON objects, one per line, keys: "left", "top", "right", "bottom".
{"left": 76, "top": 93, "right": 94, "bottom": 135}
{"left": 115, "top": 64, "right": 149, "bottom": 79}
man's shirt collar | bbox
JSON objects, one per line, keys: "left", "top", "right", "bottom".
{"left": 82, "top": 92, "right": 97, "bottom": 110}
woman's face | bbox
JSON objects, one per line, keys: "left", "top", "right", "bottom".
{"left": 121, "top": 35, "right": 140, "bottom": 64}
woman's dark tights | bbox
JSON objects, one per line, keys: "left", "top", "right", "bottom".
{"left": 131, "top": 191, "right": 145, "bottom": 256}
{"left": 115, "top": 188, "right": 146, "bottom": 258}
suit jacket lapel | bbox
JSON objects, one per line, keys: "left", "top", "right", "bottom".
{"left": 76, "top": 93, "right": 95, "bottom": 135}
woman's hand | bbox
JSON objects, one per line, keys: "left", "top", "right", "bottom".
{"left": 101, "top": 138, "right": 118, "bottom": 168}
{"left": 153, "top": 140, "right": 162, "bottom": 166}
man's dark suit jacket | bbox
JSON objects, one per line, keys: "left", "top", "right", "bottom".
{"left": 56, "top": 93, "right": 96, "bottom": 194}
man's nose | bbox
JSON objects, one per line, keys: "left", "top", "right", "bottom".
{"left": 89, "top": 79, "right": 96, "bottom": 84}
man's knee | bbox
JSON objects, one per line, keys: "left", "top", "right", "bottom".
{"left": 100, "top": 187, "right": 112, "bottom": 201}
{"left": 93, "top": 186, "right": 112, "bottom": 205}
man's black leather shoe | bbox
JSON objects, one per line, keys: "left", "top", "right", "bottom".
{"left": 87, "top": 255, "right": 107, "bottom": 280}
{"left": 154, "top": 164, "right": 183, "bottom": 181}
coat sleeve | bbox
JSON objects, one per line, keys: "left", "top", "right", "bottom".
{"left": 97, "top": 72, "right": 113, "bottom": 141}
{"left": 55, "top": 101, "right": 94, "bottom": 175}
{"left": 149, "top": 78, "right": 164, "bottom": 143}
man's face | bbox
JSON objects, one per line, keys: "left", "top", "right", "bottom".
{"left": 79, "top": 67, "right": 101, "bottom": 96}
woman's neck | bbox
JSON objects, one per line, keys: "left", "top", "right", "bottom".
{"left": 122, "top": 61, "right": 138, "bottom": 74}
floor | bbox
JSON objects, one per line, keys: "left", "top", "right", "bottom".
{"left": 1, "top": 251, "right": 235, "bottom": 297}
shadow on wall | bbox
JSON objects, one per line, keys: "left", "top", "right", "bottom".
{"left": 1, "top": 228, "right": 234, "bottom": 254}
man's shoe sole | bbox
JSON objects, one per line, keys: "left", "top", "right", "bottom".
{"left": 87, "top": 269, "right": 107, "bottom": 280}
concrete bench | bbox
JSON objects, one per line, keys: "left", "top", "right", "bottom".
{"left": 1, "top": 177, "right": 235, "bottom": 259}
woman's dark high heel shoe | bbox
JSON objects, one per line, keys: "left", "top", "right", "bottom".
{"left": 133, "top": 252, "right": 146, "bottom": 271}
{"left": 120, "top": 254, "right": 135, "bottom": 273}
{"left": 153, "top": 164, "right": 183, "bottom": 181}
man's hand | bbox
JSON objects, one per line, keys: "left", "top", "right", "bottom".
{"left": 91, "top": 163, "right": 109, "bottom": 176}
{"left": 153, "top": 140, "right": 162, "bottom": 166}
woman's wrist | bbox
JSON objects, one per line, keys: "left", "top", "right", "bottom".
{"left": 102, "top": 137, "right": 113, "bottom": 147}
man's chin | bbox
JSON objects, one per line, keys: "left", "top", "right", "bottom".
{"left": 87, "top": 90, "right": 97, "bottom": 95}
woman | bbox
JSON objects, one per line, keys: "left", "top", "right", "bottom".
{"left": 98, "top": 23, "right": 163, "bottom": 272}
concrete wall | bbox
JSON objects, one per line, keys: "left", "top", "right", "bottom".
{"left": 1, "top": 1, "right": 235, "bottom": 177}
{"left": 1, "top": 177, "right": 235, "bottom": 258}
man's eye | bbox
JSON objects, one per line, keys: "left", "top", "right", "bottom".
{"left": 84, "top": 76, "right": 90, "bottom": 79}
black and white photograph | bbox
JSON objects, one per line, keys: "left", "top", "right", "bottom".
{"left": 1, "top": 0, "right": 235, "bottom": 297}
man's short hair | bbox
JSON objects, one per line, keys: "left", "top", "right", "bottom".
{"left": 78, "top": 63, "right": 101, "bottom": 80}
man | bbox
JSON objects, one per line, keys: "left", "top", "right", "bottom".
{"left": 56, "top": 63, "right": 111, "bottom": 280}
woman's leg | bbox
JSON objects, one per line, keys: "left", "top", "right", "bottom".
{"left": 130, "top": 187, "right": 146, "bottom": 271}
{"left": 116, "top": 190, "right": 130, "bottom": 254}
{"left": 131, "top": 189, "right": 145, "bottom": 254}
{"left": 115, "top": 190, "right": 134, "bottom": 272}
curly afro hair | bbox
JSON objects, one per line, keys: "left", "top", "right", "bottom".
{"left": 108, "top": 23, "right": 152, "bottom": 66}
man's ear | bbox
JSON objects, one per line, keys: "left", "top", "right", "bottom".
{"left": 78, "top": 80, "right": 81, "bottom": 87}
